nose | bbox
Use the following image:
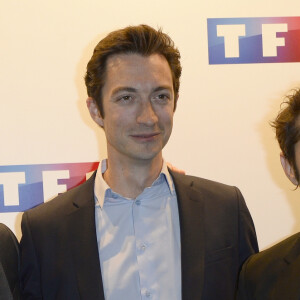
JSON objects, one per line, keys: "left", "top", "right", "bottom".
{"left": 136, "top": 101, "right": 158, "bottom": 126}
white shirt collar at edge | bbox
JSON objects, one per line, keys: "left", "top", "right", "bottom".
{"left": 94, "top": 159, "right": 175, "bottom": 209}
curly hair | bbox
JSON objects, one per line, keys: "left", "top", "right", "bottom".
{"left": 271, "top": 89, "right": 300, "bottom": 182}
{"left": 84, "top": 24, "right": 182, "bottom": 117}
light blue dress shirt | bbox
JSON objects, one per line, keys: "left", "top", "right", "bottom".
{"left": 94, "top": 160, "right": 181, "bottom": 300}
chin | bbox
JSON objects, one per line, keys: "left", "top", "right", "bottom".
{"left": 130, "top": 150, "right": 161, "bottom": 161}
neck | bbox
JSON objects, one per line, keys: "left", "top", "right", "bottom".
{"left": 103, "top": 153, "right": 163, "bottom": 199}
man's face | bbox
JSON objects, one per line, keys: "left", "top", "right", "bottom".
{"left": 292, "top": 140, "right": 300, "bottom": 182}
{"left": 89, "top": 53, "right": 175, "bottom": 163}
{"left": 281, "top": 136, "right": 300, "bottom": 186}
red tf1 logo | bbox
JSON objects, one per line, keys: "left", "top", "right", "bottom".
{"left": 207, "top": 17, "right": 300, "bottom": 64}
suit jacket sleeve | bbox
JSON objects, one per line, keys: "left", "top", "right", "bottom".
{"left": 202, "top": 185, "right": 258, "bottom": 299}
{"left": 20, "top": 212, "right": 43, "bottom": 300}
{"left": 236, "top": 188, "right": 259, "bottom": 267}
{"left": 0, "top": 223, "right": 21, "bottom": 300}
{"left": 236, "top": 256, "right": 251, "bottom": 300}
{"left": 235, "top": 194, "right": 257, "bottom": 300}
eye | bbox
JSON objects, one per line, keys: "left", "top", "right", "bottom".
{"left": 158, "top": 94, "right": 168, "bottom": 100}
{"left": 154, "top": 93, "right": 170, "bottom": 103}
{"left": 117, "top": 95, "right": 133, "bottom": 103}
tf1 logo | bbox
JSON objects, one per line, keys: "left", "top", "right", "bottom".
{"left": 0, "top": 162, "right": 99, "bottom": 212}
{"left": 207, "top": 17, "right": 300, "bottom": 64}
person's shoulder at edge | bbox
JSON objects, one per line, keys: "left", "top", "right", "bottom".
{"left": 237, "top": 232, "right": 300, "bottom": 299}
{"left": 242, "top": 232, "right": 300, "bottom": 275}
{"left": 22, "top": 171, "right": 96, "bottom": 221}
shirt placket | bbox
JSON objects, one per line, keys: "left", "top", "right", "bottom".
{"left": 132, "top": 196, "right": 155, "bottom": 299}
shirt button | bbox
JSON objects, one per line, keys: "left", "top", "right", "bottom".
{"left": 145, "top": 290, "right": 151, "bottom": 297}
{"left": 140, "top": 244, "right": 146, "bottom": 251}
{"left": 135, "top": 200, "right": 141, "bottom": 205}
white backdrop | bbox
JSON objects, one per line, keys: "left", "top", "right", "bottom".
{"left": 1, "top": 0, "right": 300, "bottom": 249}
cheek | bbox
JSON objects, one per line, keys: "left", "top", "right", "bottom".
{"left": 105, "top": 114, "right": 136, "bottom": 136}
{"left": 159, "top": 109, "right": 174, "bottom": 126}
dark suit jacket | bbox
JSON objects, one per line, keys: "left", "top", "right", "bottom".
{"left": 237, "top": 232, "right": 300, "bottom": 300}
{"left": 20, "top": 171, "right": 258, "bottom": 300}
{"left": 0, "top": 223, "right": 21, "bottom": 300}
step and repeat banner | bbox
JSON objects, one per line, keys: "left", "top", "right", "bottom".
{"left": 1, "top": 0, "right": 300, "bottom": 249}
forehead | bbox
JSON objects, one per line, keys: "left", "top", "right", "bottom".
{"left": 106, "top": 52, "right": 170, "bottom": 70}
{"left": 104, "top": 53, "right": 173, "bottom": 89}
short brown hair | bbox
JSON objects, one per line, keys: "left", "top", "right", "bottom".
{"left": 271, "top": 89, "right": 300, "bottom": 182}
{"left": 84, "top": 24, "right": 182, "bottom": 116}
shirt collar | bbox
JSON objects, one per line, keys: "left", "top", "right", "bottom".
{"left": 94, "top": 159, "right": 175, "bottom": 209}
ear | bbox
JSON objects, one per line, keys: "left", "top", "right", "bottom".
{"left": 86, "top": 97, "right": 104, "bottom": 127}
{"left": 280, "top": 153, "right": 298, "bottom": 185}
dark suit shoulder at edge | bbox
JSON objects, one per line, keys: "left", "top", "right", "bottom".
{"left": 0, "top": 224, "right": 19, "bottom": 255}
{"left": 0, "top": 223, "right": 17, "bottom": 240}
{"left": 23, "top": 172, "right": 96, "bottom": 218}
{"left": 243, "top": 232, "right": 300, "bottom": 271}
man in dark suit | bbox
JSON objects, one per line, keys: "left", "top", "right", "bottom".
{"left": 0, "top": 223, "right": 21, "bottom": 300}
{"left": 20, "top": 24, "right": 258, "bottom": 300}
{"left": 237, "top": 89, "right": 300, "bottom": 300}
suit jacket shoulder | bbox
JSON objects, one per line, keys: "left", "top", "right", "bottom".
{"left": 170, "top": 171, "right": 255, "bottom": 224}
{"left": 170, "top": 171, "right": 238, "bottom": 198}
{"left": 237, "top": 232, "right": 300, "bottom": 300}
{"left": 0, "top": 224, "right": 21, "bottom": 300}
{"left": 22, "top": 173, "right": 96, "bottom": 227}
{"left": 171, "top": 171, "right": 244, "bottom": 200}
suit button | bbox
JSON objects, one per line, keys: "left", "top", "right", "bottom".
{"left": 145, "top": 290, "right": 151, "bottom": 297}
{"left": 140, "top": 244, "right": 146, "bottom": 251}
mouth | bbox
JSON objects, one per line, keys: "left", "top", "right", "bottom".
{"left": 130, "top": 132, "right": 160, "bottom": 142}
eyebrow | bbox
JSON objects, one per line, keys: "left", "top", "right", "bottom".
{"left": 152, "top": 86, "right": 173, "bottom": 93}
{"left": 111, "top": 87, "right": 137, "bottom": 96}
{"left": 111, "top": 85, "right": 173, "bottom": 96}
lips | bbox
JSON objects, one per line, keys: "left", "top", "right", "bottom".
{"left": 132, "top": 133, "right": 159, "bottom": 138}
{"left": 130, "top": 132, "right": 160, "bottom": 141}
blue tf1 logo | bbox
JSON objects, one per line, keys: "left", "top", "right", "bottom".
{"left": 207, "top": 17, "right": 300, "bottom": 64}
{"left": 0, "top": 162, "right": 98, "bottom": 212}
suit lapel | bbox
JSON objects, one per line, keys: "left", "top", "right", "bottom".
{"left": 169, "top": 170, "right": 205, "bottom": 300}
{"left": 64, "top": 173, "right": 105, "bottom": 300}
